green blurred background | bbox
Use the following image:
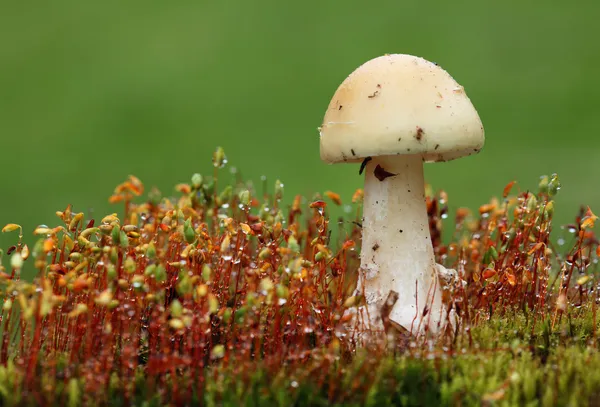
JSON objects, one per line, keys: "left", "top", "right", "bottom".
{"left": 1, "top": 1, "right": 599, "bottom": 267}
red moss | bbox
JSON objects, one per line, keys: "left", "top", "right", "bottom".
{"left": 0, "top": 163, "right": 596, "bottom": 404}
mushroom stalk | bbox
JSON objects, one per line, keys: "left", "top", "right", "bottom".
{"left": 359, "top": 154, "right": 443, "bottom": 333}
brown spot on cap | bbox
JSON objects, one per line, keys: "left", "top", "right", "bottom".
{"left": 415, "top": 126, "right": 424, "bottom": 141}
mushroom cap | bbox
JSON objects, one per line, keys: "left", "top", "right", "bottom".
{"left": 319, "top": 54, "right": 484, "bottom": 164}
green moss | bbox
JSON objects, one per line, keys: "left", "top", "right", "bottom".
{"left": 0, "top": 150, "right": 599, "bottom": 405}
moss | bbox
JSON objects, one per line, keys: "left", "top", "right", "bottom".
{"left": 0, "top": 149, "right": 598, "bottom": 405}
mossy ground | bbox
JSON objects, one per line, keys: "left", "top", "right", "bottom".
{"left": 0, "top": 148, "right": 598, "bottom": 406}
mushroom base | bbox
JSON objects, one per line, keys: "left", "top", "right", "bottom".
{"left": 357, "top": 154, "right": 445, "bottom": 334}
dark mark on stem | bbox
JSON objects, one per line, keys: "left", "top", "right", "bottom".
{"left": 351, "top": 149, "right": 356, "bottom": 156}
{"left": 381, "top": 290, "right": 408, "bottom": 337}
{"left": 359, "top": 157, "right": 372, "bottom": 175}
{"left": 374, "top": 165, "right": 396, "bottom": 181}
{"left": 372, "top": 243, "right": 380, "bottom": 251}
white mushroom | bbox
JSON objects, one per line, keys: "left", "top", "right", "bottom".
{"left": 319, "top": 54, "right": 484, "bottom": 334}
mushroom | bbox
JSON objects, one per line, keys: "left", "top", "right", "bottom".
{"left": 319, "top": 54, "right": 484, "bottom": 334}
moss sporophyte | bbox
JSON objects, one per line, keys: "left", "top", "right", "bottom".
{"left": 0, "top": 143, "right": 597, "bottom": 406}
{"left": 0, "top": 56, "right": 597, "bottom": 405}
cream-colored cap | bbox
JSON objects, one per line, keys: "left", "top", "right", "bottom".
{"left": 319, "top": 54, "right": 484, "bottom": 163}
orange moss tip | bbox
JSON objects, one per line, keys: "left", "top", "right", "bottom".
{"left": 324, "top": 191, "right": 342, "bottom": 206}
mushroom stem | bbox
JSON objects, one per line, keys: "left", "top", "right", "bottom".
{"left": 359, "top": 154, "right": 443, "bottom": 334}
